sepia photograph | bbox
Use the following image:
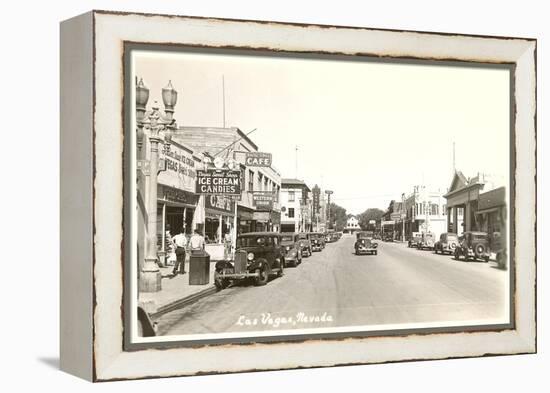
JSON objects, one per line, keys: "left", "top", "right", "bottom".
{"left": 128, "top": 46, "right": 512, "bottom": 345}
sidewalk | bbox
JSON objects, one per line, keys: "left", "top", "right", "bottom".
{"left": 139, "top": 247, "right": 225, "bottom": 318}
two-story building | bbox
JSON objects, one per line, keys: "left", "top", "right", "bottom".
{"left": 174, "top": 126, "right": 282, "bottom": 239}
{"left": 403, "top": 186, "right": 448, "bottom": 240}
{"left": 280, "top": 179, "right": 311, "bottom": 233}
{"left": 344, "top": 216, "right": 361, "bottom": 234}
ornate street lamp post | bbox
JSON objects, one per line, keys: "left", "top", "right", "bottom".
{"left": 136, "top": 79, "right": 178, "bottom": 293}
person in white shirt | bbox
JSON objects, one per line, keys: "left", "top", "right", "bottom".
{"left": 189, "top": 228, "right": 205, "bottom": 255}
{"left": 171, "top": 229, "right": 188, "bottom": 275}
{"left": 223, "top": 229, "right": 233, "bottom": 260}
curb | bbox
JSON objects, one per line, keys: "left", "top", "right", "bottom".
{"left": 150, "top": 286, "right": 218, "bottom": 319}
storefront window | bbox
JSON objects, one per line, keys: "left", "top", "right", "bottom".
{"left": 248, "top": 170, "right": 254, "bottom": 192}
{"left": 258, "top": 173, "right": 263, "bottom": 191}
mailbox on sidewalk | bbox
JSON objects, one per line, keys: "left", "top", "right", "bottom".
{"left": 189, "top": 251, "right": 210, "bottom": 285}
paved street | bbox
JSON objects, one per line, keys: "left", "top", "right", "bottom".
{"left": 156, "top": 234, "right": 508, "bottom": 336}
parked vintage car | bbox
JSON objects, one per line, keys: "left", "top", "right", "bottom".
{"left": 354, "top": 232, "right": 378, "bottom": 255}
{"left": 408, "top": 232, "right": 422, "bottom": 248}
{"left": 491, "top": 231, "right": 507, "bottom": 269}
{"left": 297, "top": 232, "right": 312, "bottom": 257}
{"left": 382, "top": 233, "right": 394, "bottom": 242}
{"left": 434, "top": 232, "right": 459, "bottom": 255}
{"left": 280, "top": 232, "right": 302, "bottom": 267}
{"left": 214, "top": 232, "right": 285, "bottom": 289}
{"left": 454, "top": 231, "right": 491, "bottom": 262}
{"left": 307, "top": 232, "right": 325, "bottom": 251}
{"left": 418, "top": 232, "right": 436, "bottom": 250}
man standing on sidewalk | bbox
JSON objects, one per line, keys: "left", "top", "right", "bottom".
{"left": 172, "top": 229, "right": 187, "bottom": 276}
{"left": 189, "top": 228, "right": 205, "bottom": 255}
{"left": 223, "top": 228, "right": 232, "bottom": 260}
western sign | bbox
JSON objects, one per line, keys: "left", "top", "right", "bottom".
{"left": 245, "top": 152, "right": 272, "bottom": 167}
{"left": 196, "top": 170, "right": 241, "bottom": 195}
{"left": 253, "top": 191, "right": 275, "bottom": 211}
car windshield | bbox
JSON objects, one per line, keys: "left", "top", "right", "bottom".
{"left": 237, "top": 236, "right": 268, "bottom": 247}
{"left": 473, "top": 234, "right": 487, "bottom": 240}
{"left": 281, "top": 235, "right": 294, "bottom": 242}
{"left": 298, "top": 234, "right": 307, "bottom": 239}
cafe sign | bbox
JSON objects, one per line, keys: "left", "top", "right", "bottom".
{"left": 205, "top": 194, "right": 235, "bottom": 214}
{"left": 245, "top": 152, "right": 272, "bottom": 167}
{"left": 196, "top": 169, "right": 242, "bottom": 195}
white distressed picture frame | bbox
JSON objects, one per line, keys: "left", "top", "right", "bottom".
{"left": 60, "top": 10, "right": 536, "bottom": 381}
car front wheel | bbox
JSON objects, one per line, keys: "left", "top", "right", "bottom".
{"left": 254, "top": 264, "right": 269, "bottom": 286}
{"left": 214, "top": 268, "right": 232, "bottom": 290}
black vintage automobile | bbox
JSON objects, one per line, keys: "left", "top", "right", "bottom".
{"left": 280, "top": 232, "right": 302, "bottom": 267}
{"left": 492, "top": 231, "right": 507, "bottom": 269}
{"left": 454, "top": 231, "right": 491, "bottom": 262}
{"left": 308, "top": 232, "right": 325, "bottom": 251}
{"left": 297, "top": 232, "right": 312, "bottom": 257}
{"left": 354, "top": 231, "right": 378, "bottom": 255}
{"left": 408, "top": 232, "right": 422, "bottom": 248}
{"left": 214, "top": 232, "right": 285, "bottom": 290}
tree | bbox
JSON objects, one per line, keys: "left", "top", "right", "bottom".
{"left": 328, "top": 202, "right": 347, "bottom": 231}
{"left": 358, "top": 208, "right": 385, "bottom": 230}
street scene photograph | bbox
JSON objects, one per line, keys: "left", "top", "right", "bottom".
{"left": 130, "top": 48, "right": 511, "bottom": 343}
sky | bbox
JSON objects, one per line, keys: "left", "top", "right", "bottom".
{"left": 134, "top": 50, "right": 510, "bottom": 215}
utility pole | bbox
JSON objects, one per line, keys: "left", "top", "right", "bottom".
{"left": 402, "top": 192, "right": 406, "bottom": 241}
{"left": 295, "top": 145, "right": 298, "bottom": 179}
{"left": 452, "top": 141, "right": 456, "bottom": 173}
{"left": 222, "top": 75, "right": 226, "bottom": 128}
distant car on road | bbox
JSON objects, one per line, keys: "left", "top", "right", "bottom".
{"left": 354, "top": 232, "right": 378, "bottom": 255}
{"left": 325, "top": 232, "right": 337, "bottom": 243}
{"left": 307, "top": 232, "right": 325, "bottom": 251}
{"left": 214, "top": 232, "right": 285, "bottom": 289}
{"left": 408, "top": 232, "right": 422, "bottom": 248}
{"left": 454, "top": 231, "right": 491, "bottom": 262}
{"left": 418, "top": 232, "right": 436, "bottom": 250}
{"left": 434, "top": 232, "right": 459, "bottom": 255}
{"left": 280, "top": 232, "right": 302, "bottom": 267}
{"left": 297, "top": 232, "right": 312, "bottom": 257}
